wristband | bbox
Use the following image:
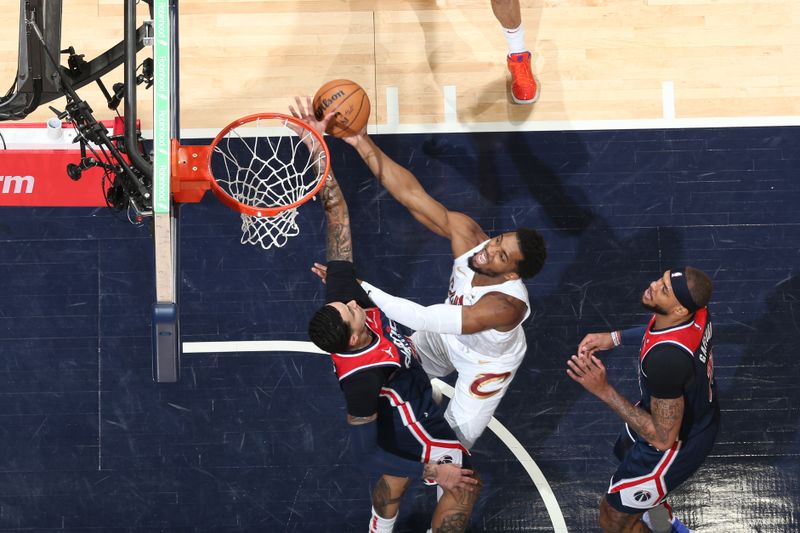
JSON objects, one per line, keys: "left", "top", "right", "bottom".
{"left": 611, "top": 330, "right": 621, "bottom": 347}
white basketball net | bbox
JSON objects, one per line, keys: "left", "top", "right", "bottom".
{"left": 211, "top": 115, "right": 328, "bottom": 249}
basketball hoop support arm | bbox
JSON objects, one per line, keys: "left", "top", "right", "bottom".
{"left": 170, "top": 141, "right": 213, "bottom": 203}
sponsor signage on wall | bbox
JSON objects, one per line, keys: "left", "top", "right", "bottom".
{"left": 0, "top": 150, "right": 108, "bottom": 206}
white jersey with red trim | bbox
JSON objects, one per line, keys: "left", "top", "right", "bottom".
{"left": 330, "top": 307, "right": 415, "bottom": 381}
{"left": 442, "top": 240, "right": 530, "bottom": 360}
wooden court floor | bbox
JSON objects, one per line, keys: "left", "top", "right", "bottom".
{"left": 1, "top": 0, "right": 799, "bottom": 131}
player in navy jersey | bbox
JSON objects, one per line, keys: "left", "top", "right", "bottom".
{"left": 567, "top": 267, "right": 719, "bottom": 533}
{"left": 288, "top": 97, "right": 480, "bottom": 533}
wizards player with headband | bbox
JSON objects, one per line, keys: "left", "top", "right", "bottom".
{"left": 290, "top": 97, "right": 480, "bottom": 533}
{"left": 568, "top": 267, "right": 720, "bottom": 533}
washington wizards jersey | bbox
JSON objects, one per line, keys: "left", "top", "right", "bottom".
{"left": 638, "top": 307, "right": 718, "bottom": 440}
{"left": 330, "top": 307, "right": 416, "bottom": 381}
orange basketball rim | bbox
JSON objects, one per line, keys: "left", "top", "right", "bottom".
{"left": 170, "top": 113, "right": 331, "bottom": 248}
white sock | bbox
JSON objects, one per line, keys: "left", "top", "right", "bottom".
{"left": 502, "top": 24, "right": 527, "bottom": 55}
{"left": 369, "top": 506, "right": 397, "bottom": 533}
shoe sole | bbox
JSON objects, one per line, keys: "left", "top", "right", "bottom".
{"left": 510, "top": 75, "right": 541, "bottom": 105}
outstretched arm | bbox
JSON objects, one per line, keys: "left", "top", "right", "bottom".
{"left": 361, "top": 280, "right": 526, "bottom": 333}
{"left": 317, "top": 170, "right": 352, "bottom": 262}
{"left": 289, "top": 97, "right": 352, "bottom": 262}
{"left": 347, "top": 133, "right": 487, "bottom": 256}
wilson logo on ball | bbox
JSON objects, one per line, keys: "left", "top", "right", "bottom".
{"left": 315, "top": 90, "right": 346, "bottom": 117}
{"left": 313, "top": 79, "right": 371, "bottom": 138}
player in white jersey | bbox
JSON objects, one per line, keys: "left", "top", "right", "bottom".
{"left": 333, "top": 132, "right": 547, "bottom": 449}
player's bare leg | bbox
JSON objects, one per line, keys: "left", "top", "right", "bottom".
{"left": 492, "top": 0, "right": 540, "bottom": 103}
{"left": 370, "top": 474, "right": 411, "bottom": 532}
{"left": 491, "top": 0, "right": 520, "bottom": 29}
{"left": 430, "top": 472, "right": 481, "bottom": 533}
{"left": 599, "top": 496, "right": 651, "bottom": 533}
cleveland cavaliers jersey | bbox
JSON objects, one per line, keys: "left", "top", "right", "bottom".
{"left": 638, "top": 307, "right": 718, "bottom": 440}
{"left": 330, "top": 307, "right": 415, "bottom": 381}
{"left": 441, "top": 240, "right": 530, "bottom": 360}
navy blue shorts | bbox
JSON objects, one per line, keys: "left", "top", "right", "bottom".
{"left": 376, "top": 359, "right": 470, "bottom": 473}
{"left": 606, "top": 418, "right": 719, "bottom": 514}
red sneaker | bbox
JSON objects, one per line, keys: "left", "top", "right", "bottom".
{"left": 507, "top": 51, "right": 540, "bottom": 104}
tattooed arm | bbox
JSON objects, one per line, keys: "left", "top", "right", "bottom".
{"left": 591, "top": 380, "right": 683, "bottom": 451}
{"left": 288, "top": 96, "right": 352, "bottom": 262}
{"left": 318, "top": 169, "right": 353, "bottom": 262}
{"left": 567, "top": 354, "right": 684, "bottom": 451}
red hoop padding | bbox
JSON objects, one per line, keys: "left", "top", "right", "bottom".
{"left": 171, "top": 112, "right": 330, "bottom": 218}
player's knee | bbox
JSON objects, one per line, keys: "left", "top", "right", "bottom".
{"left": 598, "top": 513, "right": 616, "bottom": 533}
{"left": 442, "top": 470, "right": 482, "bottom": 509}
{"left": 598, "top": 496, "right": 630, "bottom": 533}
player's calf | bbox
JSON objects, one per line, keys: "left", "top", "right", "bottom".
{"left": 370, "top": 474, "right": 411, "bottom": 532}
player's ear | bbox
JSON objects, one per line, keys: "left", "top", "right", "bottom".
{"left": 349, "top": 332, "right": 361, "bottom": 348}
{"left": 674, "top": 304, "right": 690, "bottom": 318}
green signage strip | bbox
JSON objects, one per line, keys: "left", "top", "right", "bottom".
{"left": 152, "top": 0, "right": 171, "bottom": 215}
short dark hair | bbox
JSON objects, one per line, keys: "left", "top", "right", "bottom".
{"left": 308, "top": 304, "right": 351, "bottom": 353}
{"left": 515, "top": 228, "right": 546, "bottom": 279}
{"left": 686, "top": 266, "right": 713, "bottom": 308}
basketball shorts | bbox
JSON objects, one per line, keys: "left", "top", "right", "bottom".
{"left": 606, "top": 417, "right": 719, "bottom": 514}
{"left": 410, "top": 329, "right": 524, "bottom": 449}
{"left": 375, "top": 358, "right": 470, "bottom": 475}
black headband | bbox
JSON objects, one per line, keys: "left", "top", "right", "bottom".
{"left": 670, "top": 267, "right": 699, "bottom": 313}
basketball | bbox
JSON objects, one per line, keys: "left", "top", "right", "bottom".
{"left": 312, "top": 79, "right": 371, "bottom": 138}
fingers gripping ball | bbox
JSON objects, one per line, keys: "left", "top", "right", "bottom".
{"left": 313, "top": 79, "right": 371, "bottom": 138}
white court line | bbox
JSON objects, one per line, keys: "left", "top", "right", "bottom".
{"left": 183, "top": 339, "right": 568, "bottom": 532}
{"left": 157, "top": 114, "right": 800, "bottom": 141}
{"left": 662, "top": 81, "right": 676, "bottom": 121}
{"left": 385, "top": 86, "right": 400, "bottom": 128}
{"left": 431, "top": 378, "right": 568, "bottom": 533}
{"left": 443, "top": 85, "right": 458, "bottom": 125}
{"left": 183, "top": 340, "right": 326, "bottom": 354}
